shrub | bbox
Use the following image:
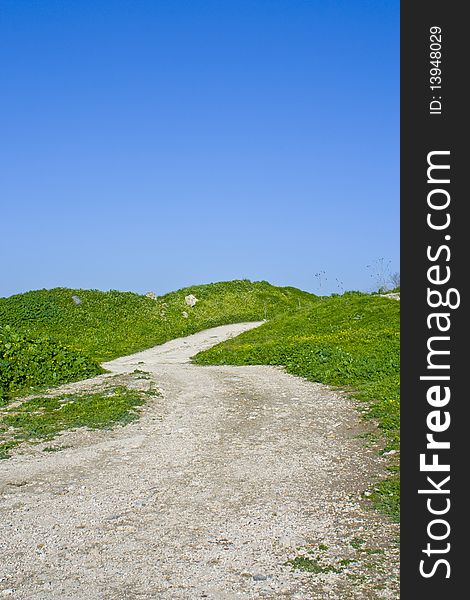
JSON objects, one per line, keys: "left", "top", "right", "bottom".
{"left": 0, "top": 281, "right": 318, "bottom": 362}
{"left": 0, "top": 326, "right": 102, "bottom": 402}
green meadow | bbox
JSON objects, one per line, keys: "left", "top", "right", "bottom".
{"left": 0, "top": 281, "right": 400, "bottom": 521}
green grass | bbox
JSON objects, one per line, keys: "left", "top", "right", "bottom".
{"left": 368, "top": 475, "right": 400, "bottom": 523}
{"left": 0, "top": 280, "right": 317, "bottom": 400}
{"left": 286, "top": 536, "right": 393, "bottom": 587}
{"left": 350, "top": 538, "right": 366, "bottom": 550}
{"left": 194, "top": 291, "right": 400, "bottom": 519}
{"left": 0, "top": 386, "right": 144, "bottom": 459}
{"left": 285, "top": 555, "right": 342, "bottom": 574}
{"left": 0, "top": 280, "right": 316, "bottom": 361}
{"left": 0, "top": 326, "right": 104, "bottom": 402}
{"left": 0, "top": 283, "right": 400, "bottom": 523}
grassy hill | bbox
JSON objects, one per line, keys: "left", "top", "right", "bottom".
{"left": 194, "top": 291, "right": 399, "bottom": 442}
{"left": 1, "top": 283, "right": 400, "bottom": 520}
{"left": 0, "top": 327, "right": 104, "bottom": 403}
{"left": 0, "top": 280, "right": 317, "bottom": 400}
{"left": 194, "top": 291, "right": 400, "bottom": 520}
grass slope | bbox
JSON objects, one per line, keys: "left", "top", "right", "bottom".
{"left": 0, "top": 327, "right": 104, "bottom": 404}
{"left": 0, "top": 280, "right": 317, "bottom": 400}
{"left": 0, "top": 386, "right": 144, "bottom": 459}
{"left": 194, "top": 292, "right": 400, "bottom": 520}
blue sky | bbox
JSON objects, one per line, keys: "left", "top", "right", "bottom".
{"left": 0, "top": 0, "right": 399, "bottom": 297}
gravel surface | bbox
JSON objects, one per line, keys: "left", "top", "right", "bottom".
{"left": 0, "top": 323, "right": 399, "bottom": 599}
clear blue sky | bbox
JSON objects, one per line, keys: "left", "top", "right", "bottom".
{"left": 0, "top": 0, "right": 399, "bottom": 297}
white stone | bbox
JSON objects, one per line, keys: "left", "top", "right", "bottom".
{"left": 184, "top": 294, "right": 198, "bottom": 307}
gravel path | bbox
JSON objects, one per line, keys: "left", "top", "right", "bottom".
{"left": 0, "top": 323, "right": 399, "bottom": 599}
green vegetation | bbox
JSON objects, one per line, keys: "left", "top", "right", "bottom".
{"left": 194, "top": 292, "right": 399, "bottom": 446}
{"left": 350, "top": 537, "right": 386, "bottom": 554}
{"left": 368, "top": 475, "right": 400, "bottom": 523}
{"left": 0, "top": 386, "right": 144, "bottom": 459}
{"left": 350, "top": 538, "right": 366, "bottom": 550}
{"left": 286, "top": 555, "right": 342, "bottom": 574}
{"left": 286, "top": 536, "right": 392, "bottom": 586}
{"left": 194, "top": 291, "right": 400, "bottom": 518}
{"left": 0, "top": 281, "right": 316, "bottom": 361}
{"left": 0, "top": 280, "right": 316, "bottom": 401}
{"left": 1, "top": 282, "right": 400, "bottom": 523}
{"left": 339, "top": 558, "right": 354, "bottom": 566}
{"left": 0, "top": 326, "right": 103, "bottom": 403}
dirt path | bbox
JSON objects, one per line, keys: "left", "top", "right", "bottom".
{"left": 0, "top": 323, "right": 399, "bottom": 599}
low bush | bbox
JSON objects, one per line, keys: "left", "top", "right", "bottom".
{"left": 0, "top": 326, "right": 102, "bottom": 402}
{"left": 0, "top": 280, "right": 317, "bottom": 362}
